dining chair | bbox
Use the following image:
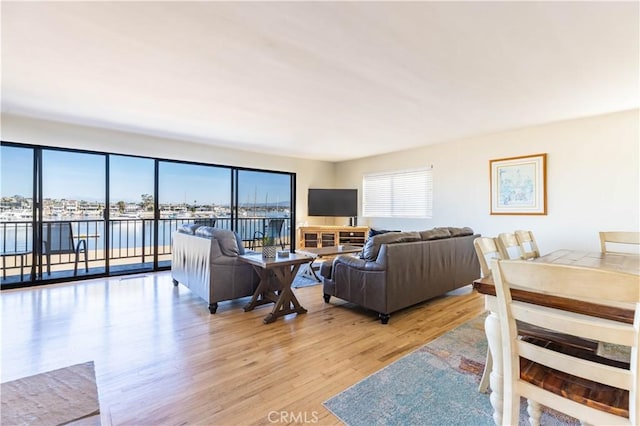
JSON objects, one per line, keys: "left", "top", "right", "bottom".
{"left": 474, "top": 237, "right": 501, "bottom": 279}
{"left": 599, "top": 231, "right": 640, "bottom": 254}
{"left": 514, "top": 230, "right": 540, "bottom": 259}
{"left": 492, "top": 259, "right": 640, "bottom": 425}
{"left": 43, "top": 222, "right": 88, "bottom": 276}
{"left": 496, "top": 233, "right": 521, "bottom": 260}
{"left": 473, "top": 237, "right": 502, "bottom": 393}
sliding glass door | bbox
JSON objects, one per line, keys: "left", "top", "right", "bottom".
{"left": 0, "top": 146, "right": 34, "bottom": 285}
{"left": 1, "top": 142, "right": 296, "bottom": 288}
{"left": 236, "top": 170, "right": 293, "bottom": 250}
{"left": 40, "top": 149, "right": 106, "bottom": 279}
{"left": 108, "top": 155, "right": 156, "bottom": 273}
{"left": 158, "top": 160, "right": 231, "bottom": 263}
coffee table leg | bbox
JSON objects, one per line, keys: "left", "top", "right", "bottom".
{"left": 244, "top": 267, "right": 277, "bottom": 312}
{"left": 263, "top": 263, "right": 308, "bottom": 324}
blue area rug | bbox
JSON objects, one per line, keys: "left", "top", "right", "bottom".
{"left": 323, "top": 314, "right": 578, "bottom": 426}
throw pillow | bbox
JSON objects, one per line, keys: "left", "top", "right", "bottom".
{"left": 368, "top": 228, "right": 399, "bottom": 238}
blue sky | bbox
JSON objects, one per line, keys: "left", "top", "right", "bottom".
{"left": 1, "top": 147, "right": 291, "bottom": 206}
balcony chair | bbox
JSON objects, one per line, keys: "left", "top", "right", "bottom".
{"left": 251, "top": 218, "right": 286, "bottom": 250}
{"left": 43, "top": 222, "right": 88, "bottom": 276}
{"left": 599, "top": 231, "right": 640, "bottom": 254}
{"left": 194, "top": 218, "right": 216, "bottom": 227}
{"left": 514, "top": 229, "right": 540, "bottom": 259}
{"left": 492, "top": 259, "right": 640, "bottom": 425}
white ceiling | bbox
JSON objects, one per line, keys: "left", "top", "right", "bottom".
{"left": 1, "top": 2, "right": 638, "bottom": 162}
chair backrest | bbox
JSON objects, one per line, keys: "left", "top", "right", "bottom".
{"left": 496, "top": 232, "right": 521, "bottom": 260}
{"left": 44, "top": 222, "right": 75, "bottom": 254}
{"left": 265, "top": 218, "right": 285, "bottom": 239}
{"left": 194, "top": 218, "right": 216, "bottom": 227}
{"left": 492, "top": 259, "right": 640, "bottom": 425}
{"left": 473, "top": 237, "right": 501, "bottom": 277}
{"left": 600, "top": 231, "right": 640, "bottom": 254}
{"left": 514, "top": 229, "right": 540, "bottom": 259}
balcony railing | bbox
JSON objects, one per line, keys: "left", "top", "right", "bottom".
{"left": 0, "top": 217, "right": 292, "bottom": 284}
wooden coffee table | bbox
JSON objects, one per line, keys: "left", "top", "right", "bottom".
{"left": 239, "top": 252, "right": 313, "bottom": 324}
{"left": 297, "top": 245, "right": 363, "bottom": 282}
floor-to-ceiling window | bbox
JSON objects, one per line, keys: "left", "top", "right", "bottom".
{"left": 236, "top": 170, "right": 294, "bottom": 249}
{"left": 0, "top": 146, "right": 34, "bottom": 286}
{"left": 0, "top": 142, "right": 296, "bottom": 289}
{"left": 108, "top": 155, "right": 156, "bottom": 273}
{"left": 158, "top": 160, "right": 232, "bottom": 266}
{"left": 41, "top": 149, "right": 107, "bottom": 279}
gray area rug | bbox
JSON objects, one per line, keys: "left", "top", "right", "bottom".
{"left": 1, "top": 361, "right": 100, "bottom": 426}
{"left": 323, "top": 315, "right": 579, "bottom": 426}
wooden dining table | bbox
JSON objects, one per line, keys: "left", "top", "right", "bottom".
{"left": 473, "top": 250, "right": 640, "bottom": 424}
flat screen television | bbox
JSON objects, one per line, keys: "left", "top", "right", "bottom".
{"left": 308, "top": 189, "right": 357, "bottom": 217}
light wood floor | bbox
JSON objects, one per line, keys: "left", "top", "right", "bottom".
{"left": 1, "top": 272, "right": 485, "bottom": 425}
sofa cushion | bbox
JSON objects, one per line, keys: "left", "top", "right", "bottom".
{"left": 446, "top": 226, "right": 474, "bottom": 237}
{"left": 195, "top": 227, "right": 241, "bottom": 256}
{"left": 419, "top": 228, "right": 451, "bottom": 241}
{"left": 361, "top": 231, "right": 421, "bottom": 261}
{"left": 177, "top": 223, "right": 202, "bottom": 235}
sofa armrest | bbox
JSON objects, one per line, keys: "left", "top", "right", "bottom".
{"left": 319, "top": 260, "right": 333, "bottom": 279}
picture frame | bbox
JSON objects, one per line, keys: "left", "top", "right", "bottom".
{"left": 490, "top": 153, "right": 547, "bottom": 215}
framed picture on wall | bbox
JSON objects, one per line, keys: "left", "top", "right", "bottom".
{"left": 490, "top": 153, "right": 547, "bottom": 215}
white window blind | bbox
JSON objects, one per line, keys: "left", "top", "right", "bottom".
{"left": 362, "top": 167, "right": 433, "bottom": 218}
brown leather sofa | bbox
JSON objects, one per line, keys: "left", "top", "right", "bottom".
{"left": 321, "top": 227, "right": 480, "bottom": 323}
{"left": 171, "top": 225, "right": 260, "bottom": 314}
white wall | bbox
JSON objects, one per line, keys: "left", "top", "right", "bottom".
{"left": 1, "top": 114, "right": 337, "bottom": 227}
{"left": 335, "top": 109, "right": 640, "bottom": 253}
{"left": 3, "top": 110, "right": 638, "bottom": 253}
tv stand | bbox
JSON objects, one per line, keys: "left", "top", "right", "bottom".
{"left": 298, "top": 226, "right": 368, "bottom": 249}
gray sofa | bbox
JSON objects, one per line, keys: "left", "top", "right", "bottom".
{"left": 321, "top": 227, "right": 480, "bottom": 323}
{"left": 171, "top": 225, "right": 260, "bottom": 314}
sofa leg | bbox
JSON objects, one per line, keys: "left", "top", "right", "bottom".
{"left": 172, "top": 279, "right": 179, "bottom": 286}
{"left": 323, "top": 293, "right": 331, "bottom": 303}
{"left": 209, "top": 303, "right": 218, "bottom": 314}
{"left": 379, "top": 313, "right": 390, "bottom": 324}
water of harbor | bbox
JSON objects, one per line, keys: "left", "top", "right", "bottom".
{"left": 1, "top": 215, "right": 290, "bottom": 252}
